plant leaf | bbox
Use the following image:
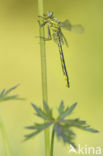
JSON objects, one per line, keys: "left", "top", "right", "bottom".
{"left": 25, "top": 100, "right": 99, "bottom": 147}
{"left": 32, "top": 103, "right": 52, "bottom": 120}
{"left": 26, "top": 122, "right": 53, "bottom": 130}
{"left": 4, "top": 84, "right": 20, "bottom": 96}
{"left": 61, "top": 118, "right": 86, "bottom": 126}
{"left": 0, "top": 85, "right": 24, "bottom": 102}
{"left": 25, "top": 122, "right": 52, "bottom": 140}
{"left": 0, "top": 89, "right": 5, "bottom": 97}
{"left": 58, "top": 101, "right": 65, "bottom": 114}
{"left": 0, "top": 95, "right": 24, "bottom": 102}
{"left": 61, "top": 118, "right": 99, "bottom": 133}
{"left": 25, "top": 130, "right": 41, "bottom": 140}
{"left": 80, "top": 126, "right": 99, "bottom": 133}
{"left": 43, "top": 101, "right": 53, "bottom": 120}
{"left": 59, "top": 103, "right": 77, "bottom": 120}
{"left": 54, "top": 123, "right": 76, "bottom": 148}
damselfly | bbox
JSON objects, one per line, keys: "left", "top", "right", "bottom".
{"left": 38, "top": 11, "right": 84, "bottom": 88}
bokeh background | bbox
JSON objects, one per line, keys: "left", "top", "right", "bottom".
{"left": 0, "top": 0, "right": 103, "bottom": 155}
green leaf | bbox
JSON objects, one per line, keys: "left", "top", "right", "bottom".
{"left": 25, "top": 100, "right": 99, "bottom": 147}
{"left": 25, "top": 125, "right": 36, "bottom": 130}
{"left": 59, "top": 103, "right": 77, "bottom": 120}
{"left": 25, "top": 122, "right": 52, "bottom": 140}
{"left": 61, "top": 119, "right": 99, "bottom": 133}
{"left": 43, "top": 101, "right": 50, "bottom": 112}
{"left": 4, "top": 84, "right": 20, "bottom": 96}
{"left": 80, "top": 126, "right": 99, "bottom": 133}
{"left": 0, "top": 85, "right": 24, "bottom": 103}
{"left": 0, "top": 95, "right": 24, "bottom": 102}
{"left": 61, "top": 118, "right": 86, "bottom": 127}
{"left": 25, "top": 130, "right": 41, "bottom": 140}
{"left": 43, "top": 101, "right": 54, "bottom": 120}
{"left": 54, "top": 123, "right": 76, "bottom": 148}
{"left": 32, "top": 103, "right": 52, "bottom": 120}
{"left": 0, "top": 89, "right": 5, "bottom": 97}
{"left": 26, "top": 122, "right": 52, "bottom": 130}
{"left": 58, "top": 101, "right": 65, "bottom": 114}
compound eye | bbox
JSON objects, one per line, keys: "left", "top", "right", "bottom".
{"left": 48, "top": 11, "right": 53, "bottom": 16}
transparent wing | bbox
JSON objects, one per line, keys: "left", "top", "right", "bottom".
{"left": 71, "top": 24, "right": 84, "bottom": 34}
{"left": 60, "top": 31, "right": 69, "bottom": 47}
{"left": 52, "top": 32, "right": 67, "bottom": 46}
{"left": 60, "top": 19, "right": 72, "bottom": 31}
{"left": 52, "top": 33, "right": 59, "bottom": 45}
{"left": 60, "top": 19, "right": 84, "bottom": 33}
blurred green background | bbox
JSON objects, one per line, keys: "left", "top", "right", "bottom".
{"left": 0, "top": 0, "right": 103, "bottom": 155}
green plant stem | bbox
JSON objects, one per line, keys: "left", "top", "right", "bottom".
{"left": 38, "top": 0, "right": 50, "bottom": 156}
{"left": 50, "top": 129, "right": 55, "bottom": 156}
{"left": 0, "top": 113, "right": 11, "bottom": 156}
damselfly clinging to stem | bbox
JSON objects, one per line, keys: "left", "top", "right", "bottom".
{"left": 38, "top": 11, "right": 84, "bottom": 88}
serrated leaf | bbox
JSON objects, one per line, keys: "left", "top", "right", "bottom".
{"left": 54, "top": 123, "right": 76, "bottom": 148}
{"left": 43, "top": 101, "right": 53, "bottom": 120}
{"left": 61, "top": 118, "right": 86, "bottom": 127}
{"left": 26, "top": 122, "right": 53, "bottom": 130}
{"left": 25, "top": 130, "right": 41, "bottom": 140}
{"left": 0, "top": 95, "right": 24, "bottom": 102}
{"left": 43, "top": 101, "right": 50, "bottom": 113}
{"left": 61, "top": 119, "right": 99, "bottom": 133}
{"left": 59, "top": 103, "right": 77, "bottom": 120}
{"left": 58, "top": 101, "right": 65, "bottom": 114}
{"left": 81, "top": 126, "right": 99, "bottom": 133}
{"left": 25, "top": 125, "right": 36, "bottom": 129}
{"left": 32, "top": 104, "right": 52, "bottom": 120}
{"left": 0, "top": 89, "right": 5, "bottom": 97}
{"left": 25, "top": 100, "right": 99, "bottom": 148}
{"left": 25, "top": 122, "right": 52, "bottom": 140}
{"left": 4, "top": 84, "right": 20, "bottom": 96}
{"left": 0, "top": 85, "right": 24, "bottom": 103}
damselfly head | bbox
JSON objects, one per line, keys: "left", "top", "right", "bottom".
{"left": 48, "top": 11, "right": 53, "bottom": 17}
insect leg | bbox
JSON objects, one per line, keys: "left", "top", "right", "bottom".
{"left": 47, "top": 26, "right": 52, "bottom": 40}
{"left": 40, "top": 26, "right": 52, "bottom": 41}
{"left": 37, "top": 19, "right": 47, "bottom": 27}
{"left": 60, "top": 31, "right": 69, "bottom": 47}
{"left": 38, "top": 15, "right": 44, "bottom": 18}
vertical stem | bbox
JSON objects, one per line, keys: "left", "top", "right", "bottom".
{"left": 0, "top": 113, "right": 11, "bottom": 156}
{"left": 38, "top": 0, "right": 50, "bottom": 156}
{"left": 50, "top": 129, "right": 55, "bottom": 156}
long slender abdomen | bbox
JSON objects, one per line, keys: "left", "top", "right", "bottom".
{"left": 58, "top": 43, "right": 70, "bottom": 88}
